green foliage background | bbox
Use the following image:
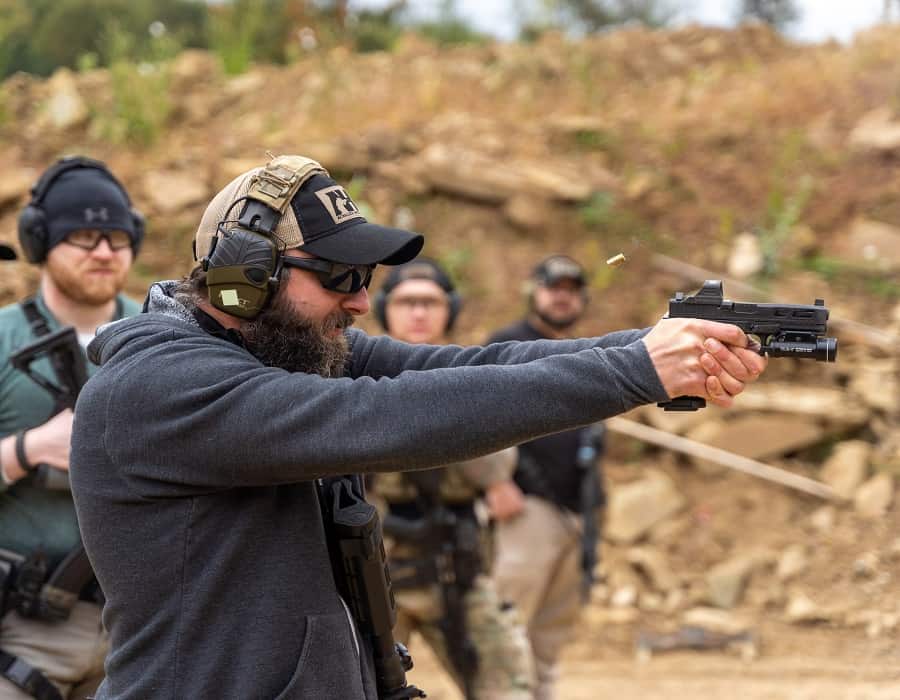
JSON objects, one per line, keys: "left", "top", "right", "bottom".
{"left": 0, "top": 0, "right": 705, "bottom": 81}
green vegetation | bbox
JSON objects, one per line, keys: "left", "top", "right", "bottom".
{"left": 209, "top": 0, "right": 295, "bottom": 75}
{"left": 799, "top": 256, "right": 900, "bottom": 300}
{"left": 754, "top": 130, "right": 818, "bottom": 278}
{"left": 0, "top": 0, "right": 489, "bottom": 80}
{"left": 91, "top": 21, "right": 177, "bottom": 146}
{"left": 0, "top": 0, "right": 206, "bottom": 78}
{"left": 756, "top": 174, "right": 813, "bottom": 278}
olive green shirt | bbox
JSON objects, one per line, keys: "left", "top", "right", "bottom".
{"left": 0, "top": 292, "right": 141, "bottom": 566}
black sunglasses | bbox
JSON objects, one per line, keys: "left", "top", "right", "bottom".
{"left": 281, "top": 256, "right": 375, "bottom": 294}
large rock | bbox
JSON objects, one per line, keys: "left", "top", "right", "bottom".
{"left": 420, "top": 144, "right": 594, "bottom": 204}
{"left": 784, "top": 592, "right": 831, "bottom": 624}
{"left": 682, "top": 607, "right": 752, "bottom": 635}
{"left": 848, "top": 107, "right": 900, "bottom": 154}
{"left": 685, "top": 414, "right": 825, "bottom": 471}
{"left": 776, "top": 544, "right": 809, "bottom": 581}
{"left": 503, "top": 195, "right": 550, "bottom": 230}
{"left": 705, "top": 552, "right": 766, "bottom": 609}
{"left": 606, "top": 470, "right": 685, "bottom": 544}
{"left": 626, "top": 546, "right": 679, "bottom": 592}
{"left": 0, "top": 170, "right": 34, "bottom": 211}
{"left": 372, "top": 160, "right": 430, "bottom": 197}
{"left": 727, "top": 232, "right": 764, "bottom": 279}
{"left": 854, "top": 473, "right": 894, "bottom": 518}
{"left": 849, "top": 360, "right": 898, "bottom": 414}
{"left": 733, "top": 384, "right": 870, "bottom": 427}
{"left": 40, "top": 68, "right": 89, "bottom": 131}
{"left": 142, "top": 170, "right": 209, "bottom": 215}
{"left": 829, "top": 218, "right": 900, "bottom": 272}
{"left": 821, "top": 440, "right": 872, "bottom": 500}
{"left": 169, "top": 50, "right": 221, "bottom": 89}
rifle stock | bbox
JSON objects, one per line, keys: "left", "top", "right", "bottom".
{"left": 317, "top": 475, "right": 425, "bottom": 700}
{"left": 9, "top": 325, "right": 88, "bottom": 490}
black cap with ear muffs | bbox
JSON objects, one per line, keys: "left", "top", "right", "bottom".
{"left": 373, "top": 257, "right": 461, "bottom": 332}
{"left": 530, "top": 255, "right": 587, "bottom": 288}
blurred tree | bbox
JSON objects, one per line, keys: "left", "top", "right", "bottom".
{"left": 736, "top": 0, "right": 800, "bottom": 31}
{"left": 349, "top": 1, "right": 407, "bottom": 52}
{"left": 0, "top": 0, "right": 207, "bottom": 78}
{"left": 416, "top": 0, "right": 487, "bottom": 46}
{"left": 0, "top": 0, "right": 36, "bottom": 77}
{"left": 518, "top": 0, "right": 677, "bottom": 38}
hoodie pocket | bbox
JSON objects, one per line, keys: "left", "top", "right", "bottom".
{"left": 274, "top": 612, "right": 367, "bottom": 699}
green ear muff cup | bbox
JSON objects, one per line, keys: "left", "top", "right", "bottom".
{"left": 205, "top": 229, "right": 279, "bottom": 319}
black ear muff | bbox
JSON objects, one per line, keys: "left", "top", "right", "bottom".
{"left": 204, "top": 227, "right": 280, "bottom": 319}
{"left": 130, "top": 208, "right": 146, "bottom": 257}
{"left": 17, "top": 204, "right": 49, "bottom": 264}
{"left": 446, "top": 291, "right": 462, "bottom": 332}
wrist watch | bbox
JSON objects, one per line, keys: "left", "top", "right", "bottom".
{"left": 15, "top": 430, "right": 37, "bottom": 473}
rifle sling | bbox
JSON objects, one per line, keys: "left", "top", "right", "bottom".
{"left": 20, "top": 298, "right": 51, "bottom": 339}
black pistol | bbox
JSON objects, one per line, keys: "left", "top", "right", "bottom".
{"left": 659, "top": 280, "right": 837, "bottom": 411}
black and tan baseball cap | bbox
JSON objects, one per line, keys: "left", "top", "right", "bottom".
{"left": 531, "top": 254, "right": 586, "bottom": 286}
{"left": 195, "top": 156, "right": 423, "bottom": 266}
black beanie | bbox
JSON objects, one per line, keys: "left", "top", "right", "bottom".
{"left": 42, "top": 169, "right": 141, "bottom": 253}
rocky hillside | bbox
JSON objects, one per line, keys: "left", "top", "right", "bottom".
{"left": 2, "top": 22, "right": 900, "bottom": 679}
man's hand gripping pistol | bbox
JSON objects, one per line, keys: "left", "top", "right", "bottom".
{"left": 659, "top": 280, "right": 837, "bottom": 411}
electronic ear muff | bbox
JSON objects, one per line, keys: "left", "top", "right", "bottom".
{"left": 17, "top": 155, "right": 145, "bottom": 264}
{"left": 200, "top": 157, "right": 325, "bottom": 319}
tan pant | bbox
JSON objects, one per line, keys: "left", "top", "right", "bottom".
{"left": 394, "top": 574, "right": 534, "bottom": 699}
{"left": 0, "top": 602, "right": 107, "bottom": 700}
{"left": 494, "top": 496, "right": 583, "bottom": 700}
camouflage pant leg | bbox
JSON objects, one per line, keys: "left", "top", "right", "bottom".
{"left": 393, "top": 575, "right": 535, "bottom": 699}
{"left": 494, "top": 496, "right": 583, "bottom": 700}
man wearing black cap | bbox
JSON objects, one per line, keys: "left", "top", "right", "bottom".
{"left": 372, "top": 258, "right": 534, "bottom": 699}
{"left": 70, "top": 155, "right": 767, "bottom": 699}
{"left": 485, "top": 254, "right": 602, "bottom": 700}
{"left": 0, "top": 157, "right": 143, "bottom": 700}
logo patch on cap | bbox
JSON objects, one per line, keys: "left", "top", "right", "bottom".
{"left": 315, "top": 186, "right": 364, "bottom": 225}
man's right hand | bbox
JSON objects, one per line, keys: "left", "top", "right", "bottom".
{"left": 21, "top": 408, "right": 74, "bottom": 471}
{"left": 642, "top": 318, "right": 767, "bottom": 408}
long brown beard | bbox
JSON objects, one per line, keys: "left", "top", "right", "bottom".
{"left": 240, "top": 294, "right": 353, "bottom": 377}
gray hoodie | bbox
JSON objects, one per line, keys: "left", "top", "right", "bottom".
{"left": 70, "top": 281, "right": 667, "bottom": 699}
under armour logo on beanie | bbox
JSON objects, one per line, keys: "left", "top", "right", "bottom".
{"left": 84, "top": 207, "right": 110, "bottom": 224}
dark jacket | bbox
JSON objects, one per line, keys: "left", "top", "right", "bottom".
{"left": 488, "top": 318, "right": 594, "bottom": 512}
{"left": 70, "top": 281, "right": 667, "bottom": 699}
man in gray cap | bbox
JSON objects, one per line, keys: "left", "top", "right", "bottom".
{"left": 0, "top": 156, "right": 143, "bottom": 700}
{"left": 70, "top": 155, "right": 767, "bottom": 699}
